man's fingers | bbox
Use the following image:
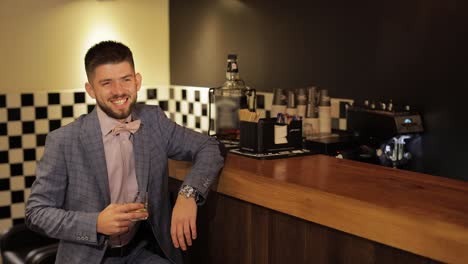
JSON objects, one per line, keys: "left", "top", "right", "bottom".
{"left": 190, "top": 217, "right": 197, "bottom": 240}
{"left": 177, "top": 224, "right": 187, "bottom": 251}
{"left": 115, "top": 203, "right": 145, "bottom": 213}
{"left": 184, "top": 221, "right": 192, "bottom": 246}
{"left": 171, "top": 223, "right": 180, "bottom": 248}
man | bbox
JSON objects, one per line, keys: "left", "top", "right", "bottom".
{"left": 25, "top": 40, "right": 225, "bottom": 263}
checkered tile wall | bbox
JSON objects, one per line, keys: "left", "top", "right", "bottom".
{"left": 0, "top": 86, "right": 351, "bottom": 232}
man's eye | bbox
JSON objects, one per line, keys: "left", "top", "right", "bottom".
{"left": 102, "top": 82, "right": 110, "bottom": 86}
{"left": 125, "top": 78, "right": 132, "bottom": 82}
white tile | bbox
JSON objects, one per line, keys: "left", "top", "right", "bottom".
{"left": 187, "top": 89, "right": 195, "bottom": 102}
{"left": 7, "top": 122, "right": 22, "bottom": 136}
{"left": 157, "top": 86, "right": 170, "bottom": 100}
{"left": 11, "top": 203, "right": 25, "bottom": 218}
{"left": 145, "top": 99, "right": 159, "bottom": 106}
{"left": 194, "top": 102, "right": 202, "bottom": 116}
{"left": 10, "top": 177, "right": 25, "bottom": 190}
{"left": 34, "top": 93, "right": 49, "bottom": 106}
{"left": 61, "top": 118, "right": 75, "bottom": 126}
{"left": 21, "top": 107, "right": 35, "bottom": 121}
{"left": 168, "top": 100, "right": 176, "bottom": 113}
{"left": 23, "top": 161, "right": 36, "bottom": 175}
{"left": 180, "top": 101, "right": 189, "bottom": 114}
{"left": 200, "top": 89, "right": 210, "bottom": 104}
{"left": 0, "top": 191, "right": 11, "bottom": 206}
{"left": 22, "top": 134, "right": 36, "bottom": 148}
{"left": 331, "top": 99, "right": 340, "bottom": 118}
{"left": 339, "top": 118, "right": 347, "bottom": 130}
{"left": 174, "top": 87, "right": 182, "bottom": 101}
{"left": 187, "top": 115, "right": 196, "bottom": 129}
{"left": 48, "top": 105, "right": 62, "bottom": 119}
{"left": 0, "top": 109, "right": 6, "bottom": 122}
{"left": 6, "top": 94, "right": 21, "bottom": 107}
{"left": 201, "top": 116, "right": 210, "bottom": 131}
{"left": 0, "top": 219, "right": 13, "bottom": 233}
{"left": 36, "top": 146, "right": 45, "bottom": 160}
{"left": 24, "top": 188, "right": 31, "bottom": 201}
{"left": 9, "top": 149, "right": 23, "bottom": 163}
{"left": 0, "top": 164, "right": 9, "bottom": 178}
{"left": 263, "top": 93, "right": 273, "bottom": 111}
{"left": 35, "top": 120, "right": 49, "bottom": 134}
{"left": 0, "top": 136, "right": 7, "bottom": 150}
{"left": 60, "top": 92, "right": 74, "bottom": 105}
{"left": 137, "top": 88, "right": 147, "bottom": 102}
{"left": 73, "top": 104, "right": 88, "bottom": 118}
{"left": 174, "top": 113, "right": 183, "bottom": 125}
{"left": 85, "top": 93, "right": 95, "bottom": 104}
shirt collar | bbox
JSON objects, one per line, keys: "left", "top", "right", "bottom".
{"left": 96, "top": 105, "right": 133, "bottom": 137}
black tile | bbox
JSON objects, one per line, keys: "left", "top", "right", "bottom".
{"left": 25, "top": 176, "right": 36, "bottom": 188}
{"left": 332, "top": 118, "right": 339, "bottom": 129}
{"left": 0, "top": 95, "right": 5, "bottom": 108}
{"left": 22, "top": 121, "right": 35, "bottom": 134}
{"left": 11, "top": 190, "right": 24, "bottom": 203}
{"left": 74, "top": 92, "right": 86, "bottom": 103}
{"left": 257, "top": 95, "right": 265, "bottom": 109}
{"left": 23, "top": 149, "right": 36, "bottom": 161}
{"left": 195, "top": 91, "right": 200, "bottom": 102}
{"left": 0, "top": 179, "right": 9, "bottom": 191}
{"left": 266, "top": 110, "right": 271, "bottom": 118}
{"left": 87, "top": 104, "right": 95, "bottom": 113}
{"left": 189, "top": 103, "right": 194, "bottom": 114}
{"left": 62, "top": 106, "right": 73, "bottom": 118}
{"left": 176, "top": 102, "right": 180, "bottom": 112}
{"left": 9, "top": 136, "right": 22, "bottom": 149}
{"left": 21, "top": 94, "right": 34, "bottom": 106}
{"left": 0, "top": 206, "right": 11, "bottom": 218}
{"left": 182, "top": 115, "right": 187, "bottom": 125}
{"left": 8, "top": 108, "right": 20, "bottom": 121}
{"left": 36, "top": 134, "right": 47, "bottom": 147}
{"left": 49, "top": 120, "right": 61, "bottom": 131}
{"left": 159, "top": 101, "right": 168, "bottom": 111}
{"left": 196, "top": 116, "right": 201, "bottom": 129}
{"left": 13, "top": 218, "right": 25, "bottom": 225}
{"left": 147, "top": 89, "right": 157, "bottom": 100}
{"left": 182, "top": 89, "right": 187, "bottom": 100}
{"left": 210, "top": 119, "right": 215, "bottom": 132}
{"left": 48, "top": 93, "right": 60, "bottom": 105}
{"left": 11, "top": 163, "right": 23, "bottom": 176}
{"left": 170, "top": 88, "right": 174, "bottom": 99}
{"left": 202, "top": 104, "right": 208, "bottom": 116}
{"left": 0, "top": 151, "right": 8, "bottom": 163}
{"left": 35, "top": 107, "right": 48, "bottom": 119}
{"left": 0, "top": 123, "right": 6, "bottom": 135}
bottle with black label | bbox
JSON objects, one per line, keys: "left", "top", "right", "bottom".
{"left": 213, "top": 54, "right": 255, "bottom": 140}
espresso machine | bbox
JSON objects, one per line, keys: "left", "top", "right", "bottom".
{"left": 345, "top": 101, "right": 424, "bottom": 169}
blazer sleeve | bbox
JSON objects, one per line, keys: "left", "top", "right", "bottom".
{"left": 25, "top": 131, "right": 102, "bottom": 246}
{"left": 154, "top": 107, "right": 225, "bottom": 199}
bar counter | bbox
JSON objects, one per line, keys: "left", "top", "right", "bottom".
{"left": 169, "top": 154, "right": 468, "bottom": 264}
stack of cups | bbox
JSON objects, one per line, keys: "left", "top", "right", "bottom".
{"left": 286, "top": 90, "right": 297, "bottom": 116}
{"left": 296, "top": 88, "right": 307, "bottom": 118}
{"left": 303, "top": 87, "right": 320, "bottom": 137}
{"left": 271, "top": 88, "right": 287, "bottom": 118}
{"left": 318, "top": 89, "right": 331, "bottom": 134}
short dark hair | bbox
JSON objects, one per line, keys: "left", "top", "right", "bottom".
{"left": 84, "top": 40, "right": 135, "bottom": 79}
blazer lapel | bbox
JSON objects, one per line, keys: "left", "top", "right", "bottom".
{"left": 132, "top": 108, "right": 150, "bottom": 192}
{"left": 80, "top": 109, "right": 111, "bottom": 205}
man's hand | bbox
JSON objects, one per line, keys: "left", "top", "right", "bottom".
{"left": 97, "top": 203, "right": 148, "bottom": 236}
{"left": 171, "top": 195, "right": 198, "bottom": 251}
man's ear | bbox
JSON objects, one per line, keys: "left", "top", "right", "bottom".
{"left": 85, "top": 82, "right": 96, "bottom": 99}
{"left": 135, "top": 73, "right": 142, "bottom": 92}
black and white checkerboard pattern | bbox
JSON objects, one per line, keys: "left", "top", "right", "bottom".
{"left": 0, "top": 86, "right": 351, "bottom": 232}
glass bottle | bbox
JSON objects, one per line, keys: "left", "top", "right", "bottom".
{"left": 212, "top": 54, "right": 255, "bottom": 140}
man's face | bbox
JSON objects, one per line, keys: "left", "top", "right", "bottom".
{"left": 85, "top": 61, "right": 141, "bottom": 121}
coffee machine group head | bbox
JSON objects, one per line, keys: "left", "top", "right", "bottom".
{"left": 346, "top": 101, "right": 424, "bottom": 169}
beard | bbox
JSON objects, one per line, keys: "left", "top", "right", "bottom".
{"left": 97, "top": 95, "right": 137, "bottom": 120}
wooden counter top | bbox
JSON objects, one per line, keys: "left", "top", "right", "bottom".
{"left": 169, "top": 154, "right": 468, "bottom": 264}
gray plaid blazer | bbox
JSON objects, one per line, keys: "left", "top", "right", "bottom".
{"left": 25, "top": 104, "right": 224, "bottom": 264}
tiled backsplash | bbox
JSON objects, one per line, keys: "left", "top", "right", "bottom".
{"left": 0, "top": 86, "right": 352, "bottom": 232}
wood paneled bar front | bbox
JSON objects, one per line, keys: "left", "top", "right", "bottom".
{"left": 169, "top": 154, "right": 468, "bottom": 264}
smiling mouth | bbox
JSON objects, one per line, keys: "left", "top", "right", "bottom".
{"left": 111, "top": 97, "right": 128, "bottom": 106}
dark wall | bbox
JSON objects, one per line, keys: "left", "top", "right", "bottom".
{"left": 170, "top": 0, "right": 468, "bottom": 180}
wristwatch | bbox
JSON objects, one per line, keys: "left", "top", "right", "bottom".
{"left": 178, "top": 185, "right": 201, "bottom": 203}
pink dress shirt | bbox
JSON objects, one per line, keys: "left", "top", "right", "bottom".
{"left": 96, "top": 106, "right": 139, "bottom": 247}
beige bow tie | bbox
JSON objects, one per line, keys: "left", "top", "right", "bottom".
{"left": 112, "top": 120, "right": 141, "bottom": 135}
